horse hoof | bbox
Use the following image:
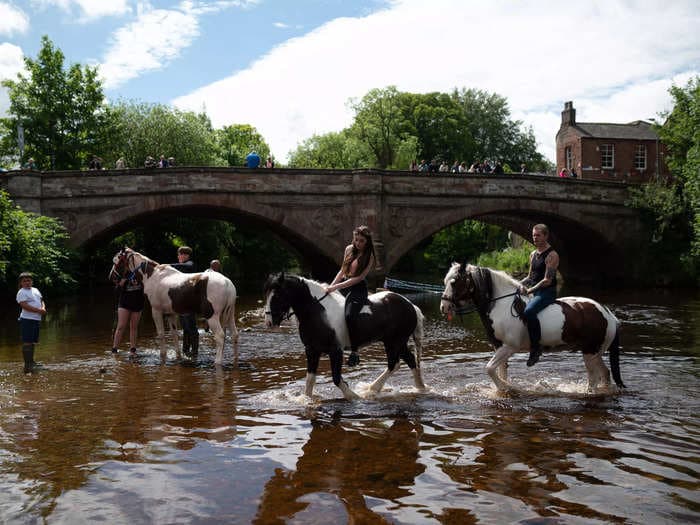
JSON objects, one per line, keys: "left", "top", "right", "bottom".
{"left": 347, "top": 352, "right": 360, "bottom": 367}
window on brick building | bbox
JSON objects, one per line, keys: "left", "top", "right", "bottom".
{"left": 565, "top": 146, "right": 573, "bottom": 170}
{"left": 601, "top": 144, "right": 614, "bottom": 169}
{"left": 634, "top": 144, "right": 647, "bottom": 170}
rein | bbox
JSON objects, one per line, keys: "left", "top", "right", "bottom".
{"left": 267, "top": 291, "right": 331, "bottom": 322}
{"left": 454, "top": 291, "right": 520, "bottom": 316}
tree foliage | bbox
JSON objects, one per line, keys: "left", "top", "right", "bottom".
{"left": 628, "top": 76, "right": 700, "bottom": 281}
{"left": 101, "top": 101, "right": 219, "bottom": 168}
{"left": 289, "top": 85, "right": 549, "bottom": 172}
{"left": 215, "top": 124, "right": 271, "bottom": 167}
{"left": 0, "top": 190, "right": 76, "bottom": 296}
{"left": 0, "top": 35, "right": 107, "bottom": 170}
{"left": 288, "top": 130, "right": 373, "bottom": 168}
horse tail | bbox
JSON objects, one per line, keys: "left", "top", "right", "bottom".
{"left": 411, "top": 305, "right": 424, "bottom": 366}
{"left": 218, "top": 281, "right": 237, "bottom": 330}
{"left": 608, "top": 326, "right": 625, "bottom": 388}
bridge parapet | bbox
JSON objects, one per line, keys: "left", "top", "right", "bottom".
{"left": 1, "top": 167, "right": 643, "bottom": 283}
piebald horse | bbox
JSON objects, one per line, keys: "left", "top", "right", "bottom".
{"left": 110, "top": 248, "right": 239, "bottom": 365}
{"left": 440, "top": 263, "right": 625, "bottom": 393}
{"left": 264, "top": 273, "right": 427, "bottom": 400}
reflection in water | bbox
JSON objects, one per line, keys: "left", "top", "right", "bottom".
{"left": 254, "top": 413, "right": 424, "bottom": 524}
{"left": 0, "top": 288, "right": 698, "bottom": 523}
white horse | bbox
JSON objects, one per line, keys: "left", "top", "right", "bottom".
{"left": 110, "top": 248, "right": 239, "bottom": 365}
{"left": 440, "top": 262, "right": 625, "bottom": 393}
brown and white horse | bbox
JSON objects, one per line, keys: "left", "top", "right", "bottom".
{"left": 110, "top": 248, "right": 239, "bottom": 365}
{"left": 264, "top": 273, "right": 427, "bottom": 400}
{"left": 440, "top": 262, "right": 625, "bottom": 393}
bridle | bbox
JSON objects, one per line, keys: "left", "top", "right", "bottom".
{"left": 110, "top": 249, "right": 147, "bottom": 282}
{"left": 443, "top": 268, "right": 521, "bottom": 317}
{"left": 265, "top": 290, "right": 331, "bottom": 323}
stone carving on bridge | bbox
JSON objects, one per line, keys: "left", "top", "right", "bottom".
{"left": 388, "top": 206, "right": 419, "bottom": 238}
{"left": 57, "top": 212, "right": 78, "bottom": 232}
{"left": 310, "top": 207, "right": 343, "bottom": 238}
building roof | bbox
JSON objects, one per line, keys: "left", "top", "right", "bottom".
{"left": 574, "top": 120, "right": 659, "bottom": 140}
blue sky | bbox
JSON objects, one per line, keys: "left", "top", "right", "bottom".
{"left": 1, "top": 0, "right": 699, "bottom": 163}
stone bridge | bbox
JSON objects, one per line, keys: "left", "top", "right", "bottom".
{"left": 1, "top": 167, "right": 645, "bottom": 284}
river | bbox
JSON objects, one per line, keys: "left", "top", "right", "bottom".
{"left": 0, "top": 284, "right": 698, "bottom": 524}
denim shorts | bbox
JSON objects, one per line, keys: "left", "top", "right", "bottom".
{"left": 19, "top": 318, "right": 40, "bottom": 343}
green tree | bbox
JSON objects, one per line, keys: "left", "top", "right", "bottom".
{"left": 0, "top": 35, "right": 106, "bottom": 170}
{"left": 215, "top": 124, "right": 271, "bottom": 167}
{"left": 627, "top": 77, "right": 700, "bottom": 282}
{"left": 0, "top": 190, "right": 76, "bottom": 295}
{"left": 102, "top": 101, "right": 219, "bottom": 168}
{"left": 349, "top": 86, "right": 408, "bottom": 168}
{"left": 288, "top": 130, "right": 373, "bottom": 168}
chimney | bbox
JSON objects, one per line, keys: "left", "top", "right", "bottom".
{"left": 561, "top": 101, "right": 576, "bottom": 127}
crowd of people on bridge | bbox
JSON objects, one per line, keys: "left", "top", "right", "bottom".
{"left": 410, "top": 159, "right": 519, "bottom": 174}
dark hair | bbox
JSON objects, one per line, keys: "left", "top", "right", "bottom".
{"left": 177, "top": 246, "right": 192, "bottom": 256}
{"left": 341, "top": 225, "right": 375, "bottom": 277}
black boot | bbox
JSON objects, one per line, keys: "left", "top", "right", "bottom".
{"left": 347, "top": 349, "right": 360, "bottom": 367}
{"left": 190, "top": 331, "right": 199, "bottom": 357}
{"left": 182, "top": 331, "right": 191, "bottom": 356}
{"left": 22, "top": 344, "right": 34, "bottom": 374}
{"left": 526, "top": 316, "right": 543, "bottom": 367}
{"left": 527, "top": 346, "right": 542, "bottom": 367}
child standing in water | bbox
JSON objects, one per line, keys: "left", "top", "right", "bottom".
{"left": 16, "top": 272, "right": 46, "bottom": 374}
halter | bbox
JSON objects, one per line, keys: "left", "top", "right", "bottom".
{"left": 265, "top": 291, "right": 331, "bottom": 322}
{"left": 444, "top": 266, "right": 521, "bottom": 317}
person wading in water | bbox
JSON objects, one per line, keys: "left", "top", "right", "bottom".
{"left": 324, "top": 225, "right": 376, "bottom": 366}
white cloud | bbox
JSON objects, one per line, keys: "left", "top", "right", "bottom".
{"left": 0, "top": 3, "right": 30, "bottom": 36}
{"left": 98, "top": 1, "right": 256, "bottom": 89}
{"left": 172, "top": 0, "right": 700, "bottom": 162}
{"left": 32, "top": 0, "right": 131, "bottom": 21}
{"left": 0, "top": 43, "right": 26, "bottom": 116}
{"left": 98, "top": 5, "right": 200, "bottom": 89}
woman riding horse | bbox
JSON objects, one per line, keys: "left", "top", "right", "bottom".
{"left": 324, "top": 225, "right": 375, "bottom": 366}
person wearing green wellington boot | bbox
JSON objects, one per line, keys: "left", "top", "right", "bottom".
{"left": 16, "top": 272, "right": 46, "bottom": 374}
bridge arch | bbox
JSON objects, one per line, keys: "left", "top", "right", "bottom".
{"left": 0, "top": 168, "right": 646, "bottom": 283}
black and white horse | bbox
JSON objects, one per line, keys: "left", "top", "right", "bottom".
{"left": 440, "top": 263, "right": 625, "bottom": 393}
{"left": 263, "top": 273, "right": 427, "bottom": 400}
{"left": 110, "top": 248, "right": 239, "bottom": 364}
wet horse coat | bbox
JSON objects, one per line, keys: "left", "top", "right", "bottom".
{"left": 263, "top": 273, "right": 427, "bottom": 399}
{"left": 110, "top": 248, "right": 239, "bottom": 364}
{"left": 440, "top": 263, "right": 624, "bottom": 392}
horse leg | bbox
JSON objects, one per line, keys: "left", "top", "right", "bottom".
{"left": 152, "top": 309, "right": 168, "bottom": 361}
{"left": 583, "top": 352, "right": 611, "bottom": 392}
{"left": 330, "top": 345, "right": 359, "bottom": 400}
{"left": 497, "top": 361, "right": 509, "bottom": 383}
{"left": 304, "top": 346, "right": 320, "bottom": 397}
{"left": 399, "top": 343, "right": 427, "bottom": 392}
{"left": 369, "top": 348, "right": 400, "bottom": 395}
{"left": 228, "top": 314, "right": 239, "bottom": 366}
{"left": 208, "top": 317, "right": 225, "bottom": 366}
{"left": 485, "top": 346, "right": 517, "bottom": 391}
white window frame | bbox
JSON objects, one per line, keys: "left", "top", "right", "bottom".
{"left": 634, "top": 144, "right": 647, "bottom": 170}
{"left": 601, "top": 144, "right": 614, "bottom": 169}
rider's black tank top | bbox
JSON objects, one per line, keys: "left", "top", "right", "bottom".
{"left": 531, "top": 247, "right": 556, "bottom": 288}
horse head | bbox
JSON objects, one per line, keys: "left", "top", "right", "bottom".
{"left": 263, "top": 272, "right": 296, "bottom": 327}
{"left": 109, "top": 247, "right": 131, "bottom": 281}
{"left": 440, "top": 262, "right": 488, "bottom": 317}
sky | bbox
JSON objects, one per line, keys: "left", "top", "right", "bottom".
{"left": 0, "top": 0, "right": 698, "bottom": 163}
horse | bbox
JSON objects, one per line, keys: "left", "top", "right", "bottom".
{"left": 109, "top": 248, "right": 239, "bottom": 365}
{"left": 263, "top": 273, "right": 427, "bottom": 400}
{"left": 440, "top": 262, "right": 625, "bottom": 393}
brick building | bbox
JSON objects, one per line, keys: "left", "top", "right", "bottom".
{"left": 555, "top": 101, "right": 668, "bottom": 181}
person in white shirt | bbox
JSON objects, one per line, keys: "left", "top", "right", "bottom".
{"left": 16, "top": 272, "right": 46, "bottom": 374}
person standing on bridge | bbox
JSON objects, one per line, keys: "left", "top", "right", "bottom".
{"left": 246, "top": 150, "right": 261, "bottom": 168}
{"left": 519, "top": 224, "right": 560, "bottom": 367}
{"left": 324, "top": 225, "right": 376, "bottom": 367}
{"left": 171, "top": 246, "right": 199, "bottom": 356}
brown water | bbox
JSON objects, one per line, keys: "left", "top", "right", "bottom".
{"left": 0, "top": 287, "right": 698, "bottom": 524}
